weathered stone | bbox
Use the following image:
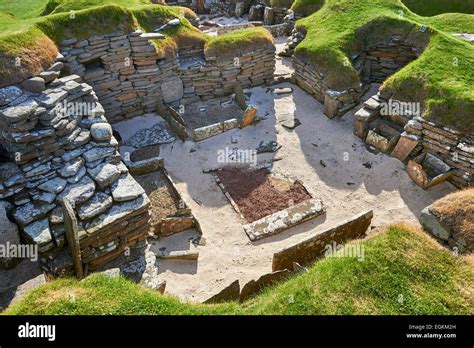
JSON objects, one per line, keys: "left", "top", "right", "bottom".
{"left": 244, "top": 198, "right": 325, "bottom": 241}
{"left": 33, "top": 191, "right": 56, "bottom": 204}
{"left": 391, "top": 133, "right": 419, "bottom": 162}
{"left": 161, "top": 77, "right": 184, "bottom": 103}
{"left": 35, "top": 90, "right": 68, "bottom": 108}
{"left": 0, "top": 86, "right": 23, "bottom": 106}
{"left": 40, "top": 70, "right": 60, "bottom": 83}
{"left": 240, "top": 269, "right": 291, "bottom": 302}
{"left": 420, "top": 207, "right": 451, "bottom": 241}
{"left": 57, "top": 175, "right": 95, "bottom": 206}
{"left": 87, "top": 162, "right": 121, "bottom": 189}
{"left": 90, "top": 123, "right": 113, "bottom": 141}
{"left": 0, "top": 163, "right": 23, "bottom": 186}
{"left": 13, "top": 202, "right": 56, "bottom": 227}
{"left": 21, "top": 77, "right": 46, "bottom": 93}
{"left": 48, "top": 207, "right": 64, "bottom": 225}
{"left": 23, "top": 218, "right": 52, "bottom": 246}
{"left": 155, "top": 250, "right": 199, "bottom": 260}
{"left": 111, "top": 174, "right": 145, "bottom": 202}
{"left": 203, "top": 280, "right": 240, "bottom": 304}
{"left": 323, "top": 94, "right": 339, "bottom": 119}
{"left": 59, "top": 157, "right": 84, "bottom": 178}
{"left": 67, "top": 166, "right": 87, "bottom": 184}
{"left": 128, "top": 157, "right": 163, "bottom": 176}
{"left": 240, "top": 105, "right": 257, "bottom": 128}
{"left": 78, "top": 192, "right": 113, "bottom": 220}
{"left": 83, "top": 194, "right": 149, "bottom": 234}
{"left": 272, "top": 210, "right": 373, "bottom": 271}
{"left": 256, "top": 140, "right": 281, "bottom": 153}
{"left": 48, "top": 62, "right": 64, "bottom": 72}
{"left": 0, "top": 99, "right": 38, "bottom": 123}
{"left": 82, "top": 147, "right": 115, "bottom": 163}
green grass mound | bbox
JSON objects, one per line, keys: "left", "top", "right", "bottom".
{"left": 0, "top": 0, "right": 274, "bottom": 86}
{"left": 401, "top": 0, "right": 474, "bottom": 17}
{"left": 294, "top": 0, "right": 474, "bottom": 132}
{"left": 4, "top": 224, "right": 473, "bottom": 315}
{"left": 291, "top": 0, "right": 324, "bottom": 17}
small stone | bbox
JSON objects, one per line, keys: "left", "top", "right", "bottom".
{"left": 59, "top": 157, "right": 84, "bottom": 178}
{"left": 21, "top": 77, "right": 46, "bottom": 93}
{"left": 82, "top": 147, "right": 115, "bottom": 163}
{"left": 90, "top": 123, "right": 113, "bottom": 141}
{"left": 256, "top": 140, "right": 281, "bottom": 153}
{"left": 48, "top": 62, "right": 64, "bottom": 72}
{"left": 39, "top": 70, "right": 60, "bottom": 83}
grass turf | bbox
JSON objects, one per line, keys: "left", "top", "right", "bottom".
{"left": 0, "top": 0, "right": 273, "bottom": 85}
{"left": 293, "top": 0, "right": 474, "bottom": 132}
{"left": 4, "top": 224, "right": 473, "bottom": 315}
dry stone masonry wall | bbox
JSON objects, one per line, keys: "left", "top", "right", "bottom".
{"left": 60, "top": 28, "right": 275, "bottom": 123}
{"left": 0, "top": 63, "right": 151, "bottom": 274}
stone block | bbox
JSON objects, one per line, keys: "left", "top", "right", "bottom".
{"left": 243, "top": 198, "right": 325, "bottom": 241}
{"left": 272, "top": 210, "right": 373, "bottom": 271}
{"left": 203, "top": 280, "right": 240, "bottom": 304}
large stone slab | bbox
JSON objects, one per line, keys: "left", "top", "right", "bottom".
{"left": 13, "top": 202, "right": 56, "bottom": 227}
{"left": 243, "top": 198, "right": 325, "bottom": 241}
{"left": 240, "top": 269, "right": 291, "bottom": 302}
{"left": 87, "top": 162, "right": 121, "bottom": 189}
{"left": 78, "top": 192, "right": 113, "bottom": 221}
{"left": 272, "top": 210, "right": 373, "bottom": 272}
{"left": 391, "top": 132, "right": 419, "bottom": 162}
{"left": 23, "top": 218, "right": 52, "bottom": 246}
{"left": 420, "top": 207, "right": 450, "bottom": 241}
{"left": 82, "top": 194, "right": 150, "bottom": 235}
{"left": 111, "top": 174, "right": 145, "bottom": 202}
{"left": 203, "top": 280, "right": 240, "bottom": 304}
{"left": 161, "top": 77, "right": 183, "bottom": 104}
{"left": 57, "top": 175, "right": 95, "bottom": 206}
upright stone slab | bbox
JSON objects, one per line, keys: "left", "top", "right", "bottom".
{"left": 62, "top": 199, "right": 84, "bottom": 278}
{"left": 391, "top": 132, "right": 419, "bottom": 162}
{"left": 272, "top": 210, "right": 373, "bottom": 271}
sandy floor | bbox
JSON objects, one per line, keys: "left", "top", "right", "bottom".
{"left": 111, "top": 82, "right": 454, "bottom": 303}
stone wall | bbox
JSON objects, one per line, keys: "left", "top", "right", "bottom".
{"left": 0, "top": 67, "right": 151, "bottom": 274}
{"left": 404, "top": 117, "right": 473, "bottom": 188}
{"left": 60, "top": 28, "right": 275, "bottom": 123}
{"left": 292, "top": 32, "right": 424, "bottom": 118}
{"left": 354, "top": 93, "right": 473, "bottom": 189}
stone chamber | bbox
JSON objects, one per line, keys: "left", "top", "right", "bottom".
{"left": 0, "top": 1, "right": 471, "bottom": 305}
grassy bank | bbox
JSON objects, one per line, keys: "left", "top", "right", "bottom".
{"left": 0, "top": 0, "right": 274, "bottom": 85}
{"left": 293, "top": 0, "right": 474, "bottom": 132}
{"left": 5, "top": 224, "right": 473, "bottom": 315}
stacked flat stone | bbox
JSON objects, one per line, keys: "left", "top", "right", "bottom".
{"left": 60, "top": 28, "right": 276, "bottom": 123}
{"left": 293, "top": 34, "right": 424, "bottom": 118}
{"left": 60, "top": 30, "right": 164, "bottom": 123}
{"left": 352, "top": 92, "right": 473, "bottom": 189}
{"left": 0, "top": 71, "right": 151, "bottom": 271}
{"left": 404, "top": 118, "right": 473, "bottom": 188}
